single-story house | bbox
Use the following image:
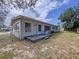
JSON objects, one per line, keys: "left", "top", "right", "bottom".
{"left": 11, "top": 15, "right": 59, "bottom": 41}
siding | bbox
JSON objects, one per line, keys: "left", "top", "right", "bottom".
{"left": 12, "top": 18, "right": 54, "bottom": 39}
{"left": 12, "top": 20, "right": 21, "bottom": 39}
{"left": 21, "top": 19, "right": 52, "bottom": 39}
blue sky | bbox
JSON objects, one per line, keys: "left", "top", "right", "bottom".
{"left": 46, "top": 0, "right": 79, "bottom": 24}
{"left": 5, "top": 0, "right": 79, "bottom": 26}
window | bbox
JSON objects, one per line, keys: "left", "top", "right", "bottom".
{"left": 52, "top": 26, "right": 58, "bottom": 30}
{"left": 38, "top": 25, "right": 42, "bottom": 31}
{"left": 14, "top": 23, "right": 19, "bottom": 30}
{"left": 25, "top": 23, "right": 31, "bottom": 32}
{"left": 52, "top": 26, "right": 54, "bottom": 29}
{"left": 44, "top": 26, "right": 50, "bottom": 31}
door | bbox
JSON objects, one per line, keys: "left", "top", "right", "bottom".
{"left": 33, "top": 24, "right": 37, "bottom": 35}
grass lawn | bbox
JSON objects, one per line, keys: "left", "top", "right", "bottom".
{"left": 0, "top": 31, "right": 79, "bottom": 59}
{"left": 0, "top": 52, "right": 14, "bottom": 59}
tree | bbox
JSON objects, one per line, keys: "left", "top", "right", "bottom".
{"left": 72, "top": 6, "right": 79, "bottom": 30}
{"left": 0, "top": 5, "right": 9, "bottom": 28}
{"left": 0, "top": 0, "right": 39, "bottom": 27}
{"left": 59, "top": 6, "right": 79, "bottom": 31}
{"left": 0, "top": 0, "right": 38, "bottom": 15}
{"left": 0, "top": 0, "right": 38, "bottom": 9}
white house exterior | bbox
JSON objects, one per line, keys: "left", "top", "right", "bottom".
{"left": 11, "top": 15, "right": 59, "bottom": 40}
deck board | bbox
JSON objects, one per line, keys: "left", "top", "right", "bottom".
{"left": 26, "top": 34, "right": 49, "bottom": 41}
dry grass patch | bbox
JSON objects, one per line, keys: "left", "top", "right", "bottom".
{"left": 0, "top": 31, "right": 79, "bottom": 59}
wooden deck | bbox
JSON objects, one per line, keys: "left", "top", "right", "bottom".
{"left": 25, "top": 34, "right": 52, "bottom": 41}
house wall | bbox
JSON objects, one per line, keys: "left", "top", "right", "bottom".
{"left": 12, "top": 18, "right": 56, "bottom": 39}
{"left": 21, "top": 19, "right": 52, "bottom": 39}
{"left": 11, "top": 20, "right": 22, "bottom": 39}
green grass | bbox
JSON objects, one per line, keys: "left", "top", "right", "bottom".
{"left": 0, "top": 52, "right": 14, "bottom": 59}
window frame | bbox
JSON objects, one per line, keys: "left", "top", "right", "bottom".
{"left": 25, "top": 22, "right": 31, "bottom": 32}
{"left": 44, "top": 25, "right": 51, "bottom": 31}
{"left": 38, "top": 25, "right": 42, "bottom": 32}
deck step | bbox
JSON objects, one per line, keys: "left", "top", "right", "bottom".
{"left": 25, "top": 34, "right": 50, "bottom": 41}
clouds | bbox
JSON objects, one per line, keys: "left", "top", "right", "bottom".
{"left": 34, "top": 0, "right": 58, "bottom": 18}
{"left": 34, "top": 0, "right": 69, "bottom": 19}
{"left": 5, "top": 0, "right": 70, "bottom": 26}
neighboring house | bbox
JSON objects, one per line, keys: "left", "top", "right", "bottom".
{"left": 0, "top": 17, "right": 11, "bottom": 31}
{"left": 11, "top": 15, "right": 59, "bottom": 40}
{"left": 59, "top": 23, "right": 64, "bottom": 32}
{"left": 52, "top": 25, "right": 59, "bottom": 32}
{"left": 1, "top": 26, "right": 12, "bottom": 31}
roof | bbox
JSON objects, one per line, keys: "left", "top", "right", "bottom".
{"left": 11, "top": 15, "right": 54, "bottom": 26}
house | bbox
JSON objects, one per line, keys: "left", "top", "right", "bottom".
{"left": 59, "top": 23, "right": 64, "bottom": 32}
{"left": 11, "top": 15, "right": 59, "bottom": 41}
{"left": 1, "top": 26, "right": 12, "bottom": 31}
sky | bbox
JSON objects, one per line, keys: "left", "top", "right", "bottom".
{"left": 5, "top": 0, "right": 79, "bottom": 26}
{"left": 46, "top": 0, "right": 79, "bottom": 24}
